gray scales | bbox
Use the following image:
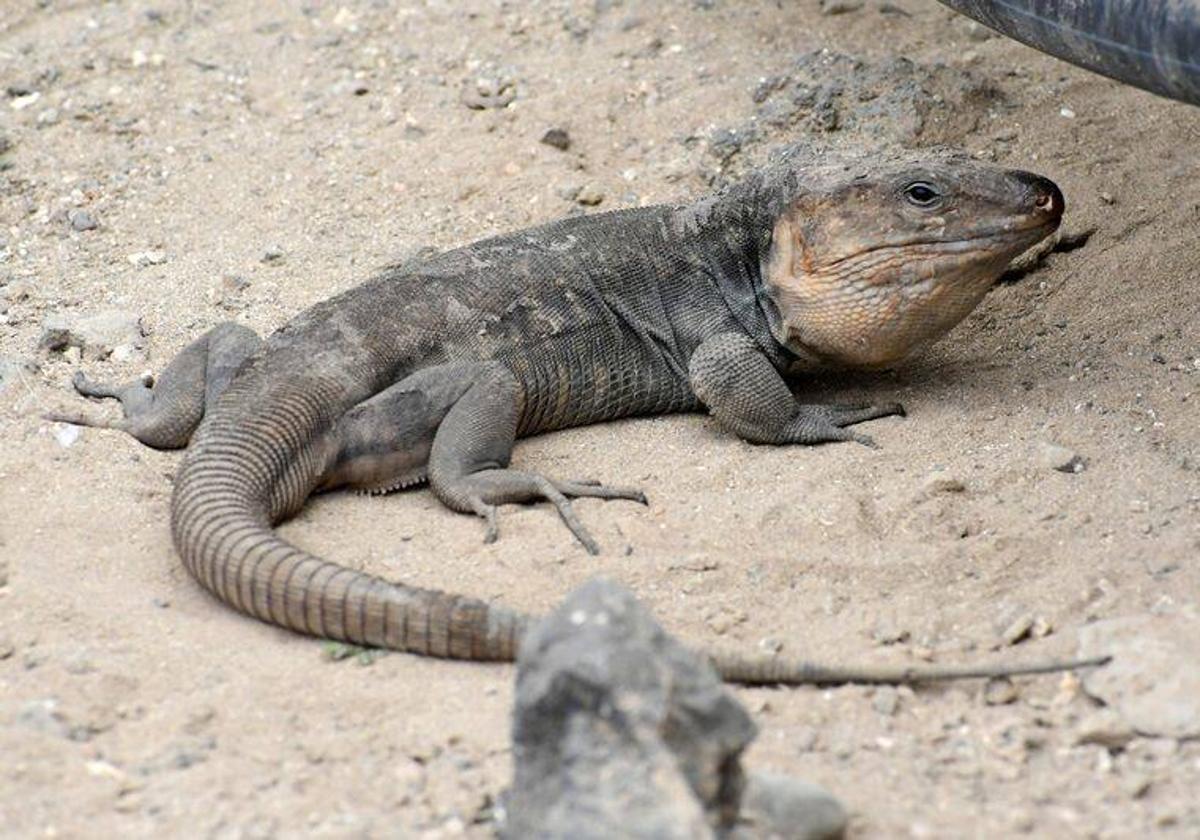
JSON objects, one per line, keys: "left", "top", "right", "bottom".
{"left": 48, "top": 146, "right": 1105, "bottom": 684}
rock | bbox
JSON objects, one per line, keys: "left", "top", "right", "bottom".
{"left": 0, "top": 355, "right": 38, "bottom": 394}
{"left": 730, "top": 773, "right": 847, "bottom": 840}
{"left": 126, "top": 249, "right": 167, "bottom": 268}
{"left": 1000, "top": 612, "right": 1035, "bottom": 646}
{"left": 871, "top": 617, "right": 909, "bottom": 645}
{"left": 819, "top": 0, "right": 864, "bottom": 14}
{"left": 67, "top": 208, "right": 98, "bottom": 231}
{"left": 39, "top": 310, "right": 146, "bottom": 361}
{"left": 540, "top": 128, "right": 570, "bottom": 151}
{"left": 983, "top": 677, "right": 1019, "bottom": 705}
{"left": 575, "top": 183, "right": 605, "bottom": 206}
{"left": 52, "top": 423, "right": 80, "bottom": 448}
{"left": 260, "top": 245, "right": 285, "bottom": 264}
{"left": 17, "top": 698, "right": 70, "bottom": 738}
{"left": 758, "top": 636, "right": 784, "bottom": 655}
{"left": 462, "top": 70, "right": 517, "bottom": 110}
{"left": 1035, "top": 441, "right": 1086, "bottom": 473}
{"left": 872, "top": 686, "right": 900, "bottom": 716}
{"left": 2, "top": 281, "right": 32, "bottom": 302}
{"left": 963, "top": 21, "right": 995, "bottom": 41}
{"left": 503, "top": 579, "right": 756, "bottom": 839}
{"left": 504, "top": 579, "right": 844, "bottom": 839}
{"left": 1074, "top": 708, "right": 1135, "bottom": 749}
{"left": 1077, "top": 613, "right": 1200, "bottom": 739}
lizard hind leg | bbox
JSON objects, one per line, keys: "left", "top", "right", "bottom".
{"left": 316, "top": 363, "right": 481, "bottom": 495}
{"left": 426, "top": 362, "right": 646, "bottom": 555}
{"left": 43, "top": 322, "right": 261, "bottom": 450}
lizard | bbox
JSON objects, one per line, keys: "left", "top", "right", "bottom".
{"left": 48, "top": 146, "right": 1105, "bottom": 686}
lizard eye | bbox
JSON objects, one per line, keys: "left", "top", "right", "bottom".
{"left": 903, "top": 181, "right": 942, "bottom": 208}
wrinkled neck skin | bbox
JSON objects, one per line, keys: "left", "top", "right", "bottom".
{"left": 670, "top": 170, "right": 807, "bottom": 368}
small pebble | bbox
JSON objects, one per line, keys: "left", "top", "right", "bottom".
{"left": 1060, "top": 106, "right": 1076, "bottom": 119}
{"left": 261, "top": 246, "right": 285, "bottom": 264}
{"left": 872, "top": 619, "right": 909, "bottom": 645}
{"left": 52, "top": 423, "right": 80, "bottom": 448}
{"left": 575, "top": 183, "right": 605, "bottom": 206}
{"left": 540, "top": 128, "right": 570, "bottom": 151}
{"left": 758, "top": 636, "right": 783, "bottom": 654}
{"left": 872, "top": 686, "right": 900, "bottom": 716}
{"left": 1001, "top": 613, "right": 1035, "bottom": 646}
{"left": 964, "top": 21, "right": 995, "bottom": 41}
{"left": 983, "top": 677, "right": 1019, "bottom": 705}
{"left": 68, "top": 209, "right": 98, "bottom": 232}
{"left": 127, "top": 250, "right": 167, "bottom": 268}
{"left": 1035, "top": 441, "right": 1086, "bottom": 473}
{"left": 820, "top": 0, "right": 864, "bottom": 14}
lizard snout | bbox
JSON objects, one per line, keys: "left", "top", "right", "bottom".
{"left": 1010, "top": 170, "right": 1065, "bottom": 222}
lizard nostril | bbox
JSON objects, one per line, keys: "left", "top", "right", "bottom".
{"left": 1035, "top": 193, "right": 1052, "bottom": 210}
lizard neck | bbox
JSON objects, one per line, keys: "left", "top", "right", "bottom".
{"left": 672, "top": 172, "right": 801, "bottom": 368}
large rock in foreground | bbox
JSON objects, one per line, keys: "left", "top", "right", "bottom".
{"left": 501, "top": 578, "right": 846, "bottom": 840}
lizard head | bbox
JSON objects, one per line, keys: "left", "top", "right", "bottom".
{"left": 762, "top": 156, "right": 1063, "bottom": 369}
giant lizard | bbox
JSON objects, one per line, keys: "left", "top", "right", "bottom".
{"left": 49, "top": 147, "right": 1104, "bottom": 685}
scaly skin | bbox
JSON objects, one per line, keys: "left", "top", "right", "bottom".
{"left": 49, "top": 147, "right": 1107, "bottom": 684}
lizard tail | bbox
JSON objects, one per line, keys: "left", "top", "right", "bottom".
{"left": 169, "top": 379, "right": 530, "bottom": 662}
{"left": 167, "top": 375, "right": 1105, "bottom": 685}
{"left": 709, "top": 650, "right": 1111, "bottom": 686}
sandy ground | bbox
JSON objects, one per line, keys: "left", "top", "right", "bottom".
{"left": 2, "top": 1, "right": 1199, "bottom": 837}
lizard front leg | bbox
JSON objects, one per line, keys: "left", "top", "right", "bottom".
{"left": 688, "top": 332, "right": 904, "bottom": 446}
{"left": 44, "top": 322, "right": 261, "bottom": 449}
{"left": 426, "top": 362, "right": 645, "bottom": 554}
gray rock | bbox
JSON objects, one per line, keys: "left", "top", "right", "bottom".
{"left": 503, "top": 579, "right": 755, "bottom": 839}
{"left": 503, "top": 579, "right": 845, "bottom": 840}
{"left": 1035, "top": 441, "right": 1086, "bottom": 473}
{"left": 872, "top": 686, "right": 900, "bottom": 716}
{"left": 17, "top": 698, "right": 70, "bottom": 738}
{"left": 39, "top": 310, "right": 146, "bottom": 361}
{"left": 732, "top": 773, "right": 847, "bottom": 840}
{"left": 461, "top": 69, "right": 517, "bottom": 110}
{"left": 67, "top": 208, "right": 98, "bottom": 231}
{"left": 126, "top": 249, "right": 167, "bottom": 268}
{"left": 540, "top": 128, "right": 571, "bottom": 151}
{"left": 819, "top": 0, "right": 864, "bottom": 14}
{"left": 1077, "top": 613, "right": 1200, "bottom": 739}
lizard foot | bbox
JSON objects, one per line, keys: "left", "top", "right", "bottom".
{"left": 787, "top": 402, "right": 906, "bottom": 448}
{"left": 437, "top": 469, "right": 645, "bottom": 555}
{"left": 41, "top": 371, "right": 153, "bottom": 431}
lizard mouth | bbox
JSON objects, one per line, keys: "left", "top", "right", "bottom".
{"left": 823, "top": 216, "right": 1061, "bottom": 268}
